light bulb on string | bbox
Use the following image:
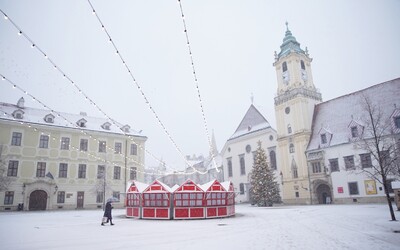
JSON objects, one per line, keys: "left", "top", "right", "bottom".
{"left": 2, "top": 76, "right": 5, "bottom": 81}
{"left": 18, "top": 31, "right": 22, "bottom": 36}
{"left": 31, "top": 44, "right": 35, "bottom": 48}
{"left": 4, "top": 15, "right": 8, "bottom": 20}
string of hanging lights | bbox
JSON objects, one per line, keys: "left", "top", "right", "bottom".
{"left": 176, "top": 0, "right": 219, "bottom": 172}
{"left": 0, "top": 8, "right": 186, "bottom": 173}
{"left": 1, "top": 7, "right": 217, "bottom": 176}
{"left": 86, "top": 0, "right": 195, "bottom": 169}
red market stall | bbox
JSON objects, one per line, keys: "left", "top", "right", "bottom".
{"left": 173, "top": 179, "right": 205, "bottom": 219}
{"left": 201, "top": 180, "right": 232, "bottom": 218}
{"left": 141, "top": 180, "right": 174, "bottom": 220}
{"left": 126, "top": 181, "right": 148, "bottom": 218}
{"left": 221, "top": 181, "right": 235, "bottom": 217}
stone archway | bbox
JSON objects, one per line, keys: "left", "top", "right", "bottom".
{"left": 29, "top": 190, "right": 48, "bottom": 210}
{"left": 315, "top": 184, "right": 332, "bottom": 204}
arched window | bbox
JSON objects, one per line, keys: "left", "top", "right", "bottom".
{"left": 239, "top": 183, "right": 245, "bottom": 195}
{"left": 239, "top": 155, "right": 246, "bottom": 175}
{"left": 282, "top": 62, "right": 287, "bottom": 72}
{"left": 227, "top": 158, "right": 233, "bottom": 177}
{"left": 301, "top": 60, "right": 305, "bottom": 70}
{"left": 269, "top": 151, "right": 277, "bottom": 170}
{"left": 291, "top": 160, "right": 298, "bottom": 179}
{"left": 289, "top": 143, "right": 295, "bottom": 153}
{"left": 287, "top": 124, "right": 292, "bottom": 134}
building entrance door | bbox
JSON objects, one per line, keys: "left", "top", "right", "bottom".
{"left": 77, "top": 192, "right": 84, "bottom": 208}
{"left": 316, "top": 184, "right": 331, "bottom": 204}
{"left": 29, "top": 190, "right": 47, "bottom": 210}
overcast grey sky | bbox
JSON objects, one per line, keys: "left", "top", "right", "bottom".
{"left": 1, "top": 0, "right": 399, "bottom": 171}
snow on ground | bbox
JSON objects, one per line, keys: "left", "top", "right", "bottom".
{"left": 1, "top": 204, "right": 399, "bottom": 250}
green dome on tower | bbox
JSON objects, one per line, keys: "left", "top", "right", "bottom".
{"left": 277, "top": 22, "right": 306, "bottom": 59}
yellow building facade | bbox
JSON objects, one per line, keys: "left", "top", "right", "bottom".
{"left": 0, "top": 98, "right": 146, "bottom": 211}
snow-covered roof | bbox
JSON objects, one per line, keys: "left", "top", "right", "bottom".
{"left": 200, "top": 179, "right": 226, "bottom": 192}
{"left": 127, "top": 180, "right": 149, "bottom": 193}
{"left": 0, "top": 99, "right": 145, "bottom": 138}
{"left": 229, "top": 104, "right": 272, "bottom": 140}
{"left": 221, "top": 181, "right": 233, "bottom": 192}
{"left": 307, "top": 78, "right": 400, "bottom": 151}
{"left": 144, "top": 180, "right": 177, "bottom": 193}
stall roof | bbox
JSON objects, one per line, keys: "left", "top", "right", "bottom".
{"left": 200, "top": 179, "right": 227, "bottom": 192}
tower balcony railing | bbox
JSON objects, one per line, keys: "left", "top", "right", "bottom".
{"left": 275, "top": 87, "right": 322, "bottom": 105}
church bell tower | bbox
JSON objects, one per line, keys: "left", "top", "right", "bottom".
{"left": 274, "top": 23, "right": 322, "bottom": 204}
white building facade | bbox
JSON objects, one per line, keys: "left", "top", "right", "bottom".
{"left": 0, "top": 98, "right": 146, "bottom": 211}
{"left": 306, "top": 79, "right": 400, "bottom": 204}
{"left": 221, "top": 104, "right": 279, "bottom": 203}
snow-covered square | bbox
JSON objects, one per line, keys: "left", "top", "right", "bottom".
{"left": 1, "top": 203, "right": 399, "bottom": 250}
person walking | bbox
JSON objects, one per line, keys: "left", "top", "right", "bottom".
{"left": 101, "top": 201, "right": 114, "bottom": 226}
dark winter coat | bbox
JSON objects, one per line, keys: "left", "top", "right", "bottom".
{"left": 103, "top": 202, "right": 113, "bottom": 219}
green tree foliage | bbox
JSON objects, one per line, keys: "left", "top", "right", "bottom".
{"left": 250, "top": 141, "right": 281, "bottom": 206}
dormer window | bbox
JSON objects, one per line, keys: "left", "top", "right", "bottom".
{"left": 101, "top": 122, "right": 111, "bottom": 130}
{"left": 44, "top": 114, "right": 55, "bottom": 123}
{"left": 122, "top": 125, "right": 130, "bottom": 133}
{"left": 12, "top": 109, "right": 24, "bottom": 119}
{"left": 395, "top": 116, "right": 400, "bottom": 129}
{"left": 282, "top": 61, "right": 287, "bottom": 72}
{"left": 351, "top": 126, "right": 359, "bottom": 138}
{"left": 321, "top": 133, "right": 327, "bottom": 144}
{"left": 77, "top": 118, "right": 87, "bottom": 128}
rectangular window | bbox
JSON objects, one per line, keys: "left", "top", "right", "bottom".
{"left": 4, "top": 191, "right": 14, "bottom": 205}
{"left": 329, "top": 158, "right": 339, "bottom": 172}
{"left": 57, "top": 191, "right": 65, "bottom": 203}
{"left": 239, "top": 154, "right": 246, "bottom": 175}
{"left": 348, "top": 182, "right": 359, "bottom": 195}
{"left": 80, "top": 139, "right": 88, "bottom": 151}
{"left": 344, "top": 155, "right": 355, "bottom": 170}
{"left": 130, "top": 167, "right": 137, "bottom": 180}
{"left": 97, "top": 192, "right": 104, "bottom": 203}
{"left": 227, "top": 158, "right": 233, "bottom": 177}
{"left": 60, "top": 137, "right": 70, "bottom": 150}
{"left": 320, "top": 134, "right": 327, "bottom": 144}
{"left": 99, "top": 141, "right": 106, "bottom": 153}
{"left": 115, "top": 142, "right": 122, "bottom": 154}
{"left": 78, "top": 164, "right": 86, "bottom": 178}
{"left": 39, "top": 135, "right": 49, "bottom": 148}
{"left": 97, "top": 165, "right": 105, "bottom": 179}
{"left": 113, "top": 192, "right": 120, "bottom": 202}
{"left": 59, "top": 163, "right": 68, "bottom": 178}
{"left": 114, "top": 166, "right": 121, "bottom": 179}
{"left": 295, "top": 191, "right": 299, "bottom": 198}
{"left": 11, "top": 132, "right": 22, "bottom": 146}
{"left": 239, "top": 183, "right": 245, "bottom": 195}
{"left": 36, "top": 162, "right": 46, "bottom": 177}
{"left": 312, "top": 162, "right": 322, "bottom": 173}
{"left": 7, "top": 160, "right": 18, "bottom": 177}
{"left": 351, "top": 126, "right": 359, "bottom": 138}
{"left": 130, "top": 144, "right": 137, "bottom": 155}
{"left": 360, "top": 153, "right": 372, "bottom": 169}
{"left": 385, "top": 179, "right": 394, "bottom": 193}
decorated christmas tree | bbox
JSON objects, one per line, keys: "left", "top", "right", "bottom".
{"left": 250, "top": 141, "right": 281, "bottom": 206}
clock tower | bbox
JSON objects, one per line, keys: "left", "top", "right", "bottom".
{"left": 273, "top": 23, "right": 322, "bottom": 204}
